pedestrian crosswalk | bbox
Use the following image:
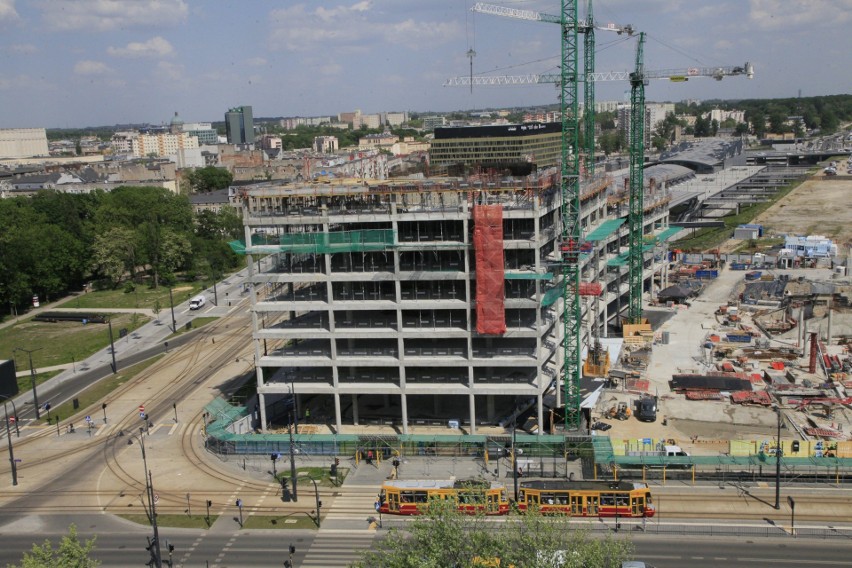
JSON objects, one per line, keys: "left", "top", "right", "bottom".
{"left": 325, "top": 485, "right": 379, "bottom": 522}
{"left": 298, "top": 530, "right": 376, "bottom": 567}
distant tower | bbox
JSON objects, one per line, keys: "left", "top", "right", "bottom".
{"left": 169, "top": 111, "right": 184, "bottom": 134}
{"left": 225, "top": 106, "right": 255, "bottom": 145}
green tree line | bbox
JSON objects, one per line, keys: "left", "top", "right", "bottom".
{"left": 0, "top": 186, "right": 242, "bottom": 313}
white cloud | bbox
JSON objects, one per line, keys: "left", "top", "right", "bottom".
{"left": 0, "top": 0, "right": 19, "bottom": 23}
{"left": 42, "top": 0, "right": 188, "bottom": 31}
{"left": 7, "top": 43, "right": 37, "bottom": 53}
{"left": 156, "top": 60, "right": 183, "bottom": 80}
{"left": 74, "top": 60, "right": 112, "bottom": 75}
{"left": 320, "top": 62, "right": 342, "bottom": 76}
{"left": 268, "top": 3, "right": 461, "bottom": 52}
{"left": 107, "top": 36, "right": 174, "bottom": 58}
{"left": 748, "top": 0, "right": 852, "bottom": 31}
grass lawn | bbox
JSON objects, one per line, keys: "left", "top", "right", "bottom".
{"left": 118, "top": 513, "right": 217, "bottom": 530}
{"left": 56, "top": 282, "right": 208, "bottom": 311}
{"left": 1, "top": 312, "right": 151, "bottom": 370}
{"left": 35, "top": 356, "right": 162, "bottom": 425}
{"left": 169, "top": 316, "right": 219, "bottom": 337}
{"left": 241, "top": 513, "right": 319, "bottom": 530}
{"left": 275, "top": 467, "right": 348, "bottom": 489}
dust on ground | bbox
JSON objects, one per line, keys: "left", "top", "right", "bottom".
{"left": 751, "top": 172, "right": 852, "bottom": 247}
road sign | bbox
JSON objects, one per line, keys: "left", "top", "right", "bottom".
{"left": 139, "top": 405, "right": 145, "bottom": 413}
{"left": 8, "top": 417, "right": 14, "bottom": 423}
{"left": 154, "top": 493, "right": 160, "bottom": 504}
{"left": 85, "top": 416, "right": 91, "bottom": 423}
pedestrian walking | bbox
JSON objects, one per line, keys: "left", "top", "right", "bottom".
{"left": 367, "top": 449, "right": 374, "bottom": 465}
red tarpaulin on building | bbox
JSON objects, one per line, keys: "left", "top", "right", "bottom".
{"left": 473, "top": 204, "right": 506, "bottom": 335}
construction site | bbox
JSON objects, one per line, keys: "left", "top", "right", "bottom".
{"left": 211, "top": 1, "right": 852, "bottom": 481}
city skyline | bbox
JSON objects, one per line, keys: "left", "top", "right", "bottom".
{"left": 0, "top": 0, "right": 849, "bottom": 129}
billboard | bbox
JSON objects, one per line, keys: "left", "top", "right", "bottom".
{"left": 0, "top": 359, "right": 18, "bottom": 399}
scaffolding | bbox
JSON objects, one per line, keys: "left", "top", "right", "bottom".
{"left": 473, "top": 204, "right": 507, "bottom": 335}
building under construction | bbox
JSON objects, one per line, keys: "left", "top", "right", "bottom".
{"left": 231, "top": 165, "right": 673, "bottom": 434}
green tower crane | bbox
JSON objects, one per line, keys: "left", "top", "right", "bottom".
{"left": 627, "top": 32, "right": 647, "bottom": 325}
{"left": 557, "top": 0, "right": 583, "bottom": 430}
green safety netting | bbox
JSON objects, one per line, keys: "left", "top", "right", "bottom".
{"left": 607, "top": 244, "right": 655, "bottom": 267}
{"left": 585, "top": 218, "right": 626, "bottom": 242}
{"left": 229, "top": 229, "right": 395, "bottom": 255}
{"left": 645, "top": 225, "right": 683, "bottom": 244}
{"left": 505, "top": 272, "right": 554, "bottom": 280}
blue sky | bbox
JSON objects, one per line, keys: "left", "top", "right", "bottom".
{"left": 0, "top": 0, "right": 849, "bottom": 128}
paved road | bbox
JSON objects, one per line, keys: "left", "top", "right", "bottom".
{"left": 2, "top": 261, "right": 268, "bottom": 424}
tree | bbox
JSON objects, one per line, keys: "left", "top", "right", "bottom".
{"left": 9, "top": 524, "right": 100, "bottom": 568}
{"left": 90, "top": 227, "right": 138, "bottom": 287}
{"left": 184, "top": 166, "right": 233, "bottom": 193}
{"left": 353, "top": 500, "right": 633, "bottom": 568}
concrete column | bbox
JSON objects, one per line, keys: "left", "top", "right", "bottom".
{"left": 258, "top": 392, "right": 268, "bottom": 433}
{"left": 334, "top": 393, "right": 342, "bottom": 432}
{"left": 537, "top": 395, "right": 544, "bottom": 436}
{"left": 352, "top": 394, "right": 359, "bottom": 425}
{"left": 799, "top": 307, "right": 805, "bottom": 350}
{"left": 486, "top": 395, "right": 496, "bottom": 422}
{"left": 468, "top": 394, "right": 476, "bottom": 435}
{"left": 401, "top": 393, "right": 409, "bottom": 435}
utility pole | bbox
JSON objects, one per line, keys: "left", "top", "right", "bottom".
{"left": 15, "top": 347, "right": 42, "bottom": 419}
{"left": 3, "top": 400, "right": 18, "bottom": 486}
{"left": 289, "top": 409, "right": 298, "bottom": 502}
{"left": 168, "top": 288, "right": 177, "bottom": 332}
{"left": 131, "top": 428, "right": 163, "bottom": 567}
{"left": 108, "top": 319, "right": 117, "bottom": 373}
{"left": 511, "top": 424, "right": 519, "bottom": 502}
{"left": 775, "top": 406, "right": 783, "bottom": 510}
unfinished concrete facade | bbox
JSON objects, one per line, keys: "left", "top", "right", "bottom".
{"left": 235, "top": 168, "right": 671, "bottom": 434}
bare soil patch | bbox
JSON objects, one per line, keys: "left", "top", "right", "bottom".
{"left": 751, "top": 173, "right": 852, "bottom": 248}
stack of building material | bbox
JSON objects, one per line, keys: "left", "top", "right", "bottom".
{"left": 730, "top": 391, "right": 773, "bottom": 405}
{"left": 670, "top": 373, "right": 753, "bottom": 393}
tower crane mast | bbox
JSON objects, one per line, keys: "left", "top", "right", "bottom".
{"left": 627, "top": 33, "right": 647, "bottom": 325}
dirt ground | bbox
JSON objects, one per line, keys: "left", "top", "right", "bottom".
{"left": 751, "top": 171, "right": 852, "bottom": 248}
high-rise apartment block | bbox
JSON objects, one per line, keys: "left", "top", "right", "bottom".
{"left": 225, "top": 106, "right": 255, "bottom": 145}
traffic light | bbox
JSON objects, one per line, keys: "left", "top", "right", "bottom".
{"left": 271, "top": 453, "right": 277, "bottom": 461}
{"left": 289, "top": 545, "right": 296, "bottom": 554}
{"left": 334, "top": 457, "right": 340, "bottom": 467}
{"left": 206, "top": 500, "right": 212, "bottom": 507}
{"left": 168, "top": 544, "right": 175, "bottom": 553}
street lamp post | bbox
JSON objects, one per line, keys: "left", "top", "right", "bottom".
{"left": 168, "top": 288, "right": 177, "bottom": 333}
{"left": 288, "top": 409, "right": 298, "bottom": 502}
{"left": 128, "top": 427, "right": 163, "bottom": 567}
{"left": 14, "top": 347, "right": 42, "bottom": 420}
{"left": 308, "top": 477, "right": 322, "bottom": 527}
{"left": 0, "top": 395, "right": 20, "bottom": 437}
{"left": 3, "top": 400, "right": 18, "bottom": 486}
{"left": 775, "top": 406, "right": 783, "bottom": 510}
{"left": 107, "top": 319, "right": 117, "bottom": 374}
{"left": 511, "top": 424, "right": 519, "bottom": 502}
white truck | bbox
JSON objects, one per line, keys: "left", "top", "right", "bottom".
{"left": 189, "top": 295, "right": 206, "bottom": 310}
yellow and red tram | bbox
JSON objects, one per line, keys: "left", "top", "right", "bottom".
{"left": 517, "top": 480, "right": 655, "bottom": 517}
{"left": 378, "top": 479, "right": 510, "bottom": 516}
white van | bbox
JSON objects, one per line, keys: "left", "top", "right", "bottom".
{"left": 188, "top": 295, "right": 206, "bottom": 310}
